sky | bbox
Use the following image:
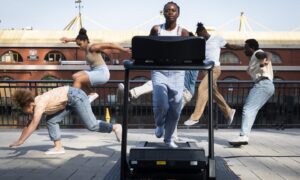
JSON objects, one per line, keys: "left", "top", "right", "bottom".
{"left": 1, "top": 0, "right": 300, "bottom": 32}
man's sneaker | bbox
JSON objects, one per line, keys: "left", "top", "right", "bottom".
{"left": 155, "top": 126, "right": 164, "bottom": 138}
{"left": 113, "top": 124, "right": 122, "bottom": 142}
{"left": 117, "top": 83, "right": 125, "bottom": 94}
{"left": 228, "top": 135, "right": 249, "bottom": 146}
{"left": 228, "top": 109, "right": 236, "bottom": 126}
{"left": 45, "top": 147, "right": 65, "bottom": 155}
{"left": 88, "top": 93, "right": 99, "bottom": 103}
{"left": 184, "top": 118, "right": 199, "bottom": 126}
{"left": 117, "top": 83, "right": 132, "bottom": 102}
{"left": 165, "top": 141, "right": 178, "bottom": 148}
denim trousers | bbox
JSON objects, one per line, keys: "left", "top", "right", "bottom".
{"left": 240, "top": 79, "right": 275, "bottom": 136}
{"left": 46, "top": 87, "right": 112, "bottom": 141}
{"left": 152, "top": 70, "right": 185, "bottom": 143}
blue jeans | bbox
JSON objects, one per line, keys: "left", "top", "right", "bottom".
{"left": 46, "top": 87, "right": 113, "bottom": 141}
{"left": 240, "top": 80, "right": 275, "bottom": 136}
{"left": 184, "top": 70, "right": 199, "bottom": 96}
{"left": 152, "top": 70, "right": 185, "bottom": 143}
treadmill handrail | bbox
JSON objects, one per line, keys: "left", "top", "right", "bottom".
{"left": 124, "top": 59, "right": 214, "bottom": 71}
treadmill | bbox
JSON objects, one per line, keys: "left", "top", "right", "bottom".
{"left": 121, "top": 36, "right": 216, "bottom": 179}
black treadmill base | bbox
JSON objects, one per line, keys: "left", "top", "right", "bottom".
{"left": 129, "top": 141, "right": 206, "bottom": 172}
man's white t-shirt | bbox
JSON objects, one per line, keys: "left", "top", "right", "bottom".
{"left": 247, "top": 49, "right": 274, "bottom": 81}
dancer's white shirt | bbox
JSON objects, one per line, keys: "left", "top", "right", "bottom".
{"left": 204, "top": 35, "right": 227, "bottom": 66}
{"left": 247, "top": 49, "right": 274, "bottom": 81}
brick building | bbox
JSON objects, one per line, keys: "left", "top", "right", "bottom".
{"left": 1, "top": 30, "right": 300, "bottom": 81}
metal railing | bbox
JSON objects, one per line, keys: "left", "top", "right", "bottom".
{"left": 1, "top": 80, "right": 299, "bottom": 129}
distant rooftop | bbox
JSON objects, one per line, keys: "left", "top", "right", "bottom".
{"left": 1, "top": 29, "right": 300, "bottom": 48}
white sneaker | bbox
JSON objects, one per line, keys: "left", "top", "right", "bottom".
{"left": 165, "top": 141, "right": 178, "bottom": 148}
{"left": 184, "top": 118, "right": 199, "bottom": 126}
{"left": 173, "top": 135, "right": 179, "bottom": 142}
{"left": 117, "top": 83, "right": 132, "bottom": 102}
{"left": 118, "top": 83, "right": 124, "bottom": 91}
{"left": 45, "top": 147, "right": 65, "bottom": 155}
{"left": 88, "top": 93, "right": 99, "bottom": 103}
{"left": 113, "top": 124, "right": 122, "bottom": 142}
{"left": 228, "top": 135, "right": 249, "bottom": 146}
{"left": 228, "top": 109, "right": 236, "bottom": 126}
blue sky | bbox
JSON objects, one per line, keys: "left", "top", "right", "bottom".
{"left": 1, "top": 0, "right": 299, "bottom": 32}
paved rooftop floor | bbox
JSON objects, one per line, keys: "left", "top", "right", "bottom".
{"left": 0, "top": 128, "right": 299, "bottom": 180}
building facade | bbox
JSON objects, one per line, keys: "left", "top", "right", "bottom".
{"left": 1, "top": 30, "right": 300, "bottom": 81}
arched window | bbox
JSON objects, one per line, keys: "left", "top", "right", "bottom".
{"left": 0, "top": 76, "right": 13, "bottom": 80}
{"left": 220, "top": 52, "right": 240, "bottom": 64}
{"left": 270, "top": 52, "right": 282, "bottom": 64}
{"left": 1, "top": 50, "right": 23, "bottom": 63}
{"left": 44, "top": 51, "right": 66, "bottom": 62}
{"left": 41, "top": 75, "right": 59, "bottom": 80}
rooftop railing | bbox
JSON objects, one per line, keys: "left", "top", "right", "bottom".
{"left": 1, "top": 80, "right": 299, "bottom": 129}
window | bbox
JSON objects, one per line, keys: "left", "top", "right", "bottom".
{"left": 44, "top": 51, "right": 66, "bottom": 62}
{"left": 1, "top": 50, "right": 23, "bottom": 63}
{"left": 270, "top": 52, "right": 282, "bottom": 64}
{"left": 41, "top": 75, "right": 59, "bottom": 80}
{"left": 220, "top": 52, "right": 240, "bottom": 64}
{"left": 0, "top": 76, "right": 13, "bottom": 80}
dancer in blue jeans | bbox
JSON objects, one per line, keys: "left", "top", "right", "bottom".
{"left": 118, "top": 69, "right": 199, "bottom": 141}
{"left": 229, "top": 39, "right": 275, "bottom": 146}
{"left": 149, "top": 1, "right": 189, "bottom": 148}
{"left": 9, "top": 86, "right": 122, "bottom": 154}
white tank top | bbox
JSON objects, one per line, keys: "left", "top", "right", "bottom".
{"left": 157, "top": 24, "right": 182, "bottom": 36}
{"left": 154, "top": 24, "right": 183, "bottom": 75}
